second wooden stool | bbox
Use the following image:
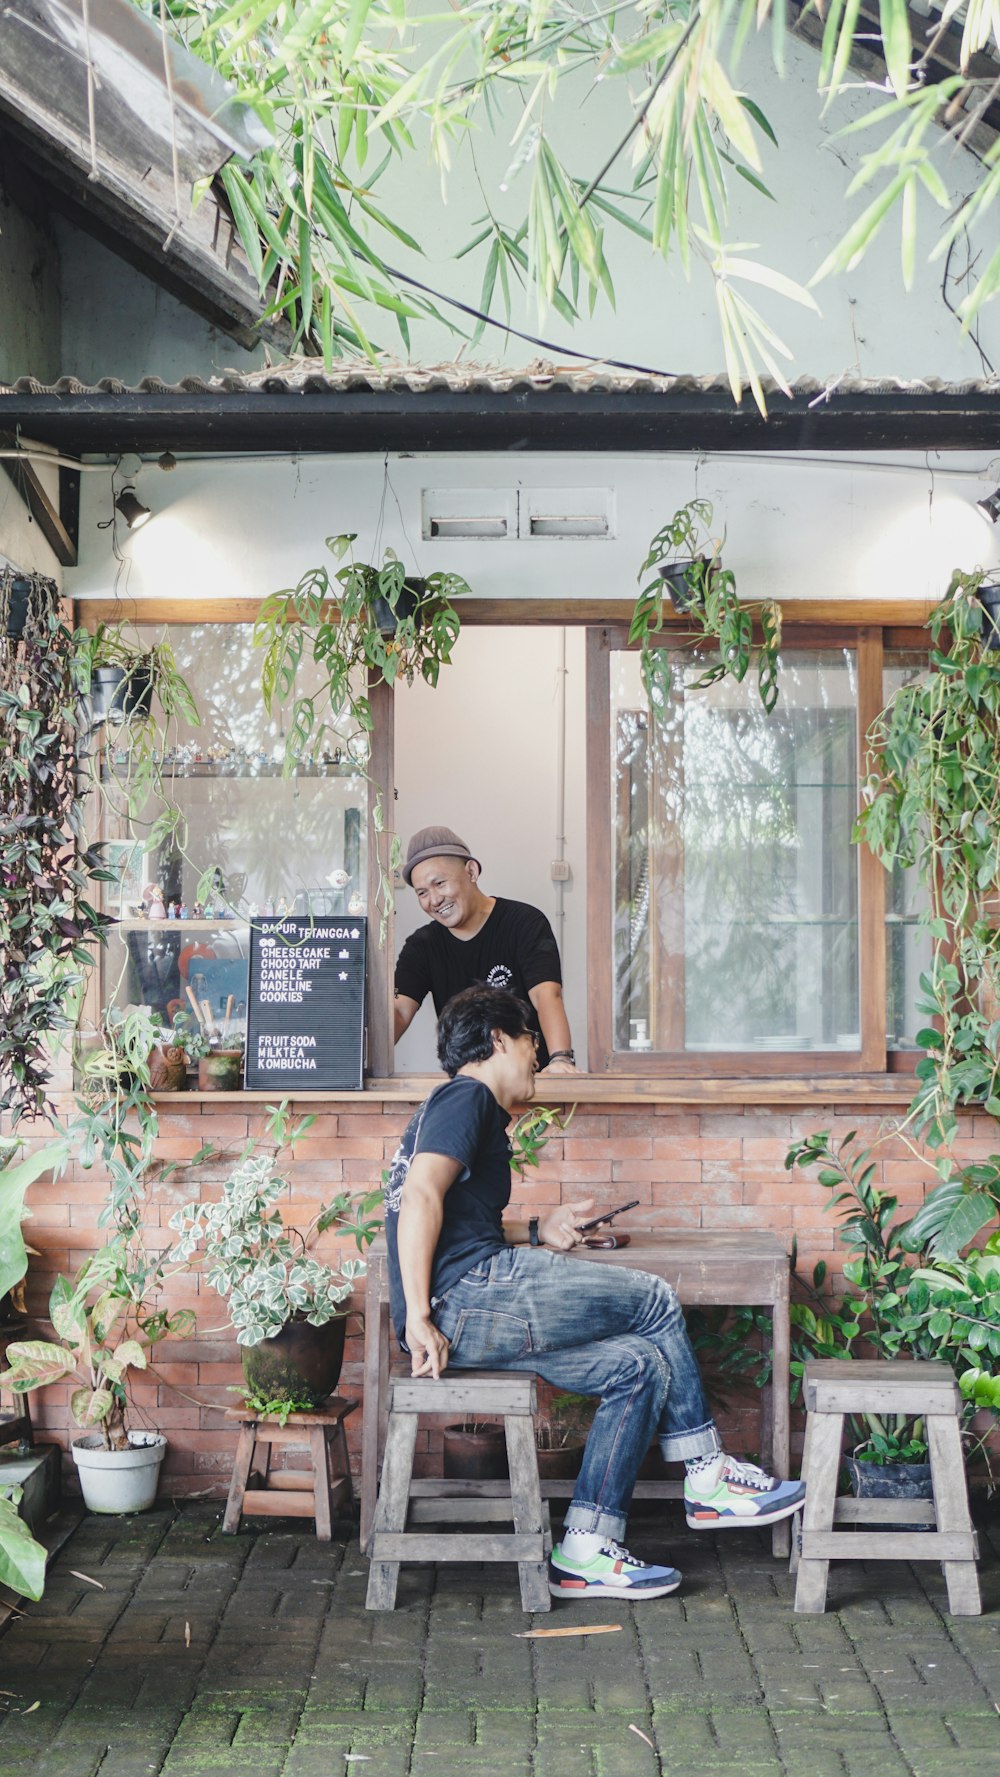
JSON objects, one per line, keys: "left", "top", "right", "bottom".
{"left": 366, "top": 1369, "right": 552, "bottom": 1612}
{"left": 791, "top": 1359, "right": 980, "bottom": 1616}
{"left": 223, "top": 1399, "right": 356, "bottom": 1540}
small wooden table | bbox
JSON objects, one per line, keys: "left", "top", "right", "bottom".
{"left": 361, "top": 1231, "right": 792, "bottom": 1556}
{"left": 223, "top": 1400, "right": 356, "bottom": 1540}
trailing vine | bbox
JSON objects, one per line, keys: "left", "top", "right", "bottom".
{"left": 0, "top": 571, "right": 113, "bottom": 1125}
{"left": 855, "top": 569, "right": 1000, "bottom": 1149}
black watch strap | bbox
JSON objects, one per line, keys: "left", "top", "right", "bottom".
{"left": 528, "top": 1216, "right": 540, "bottom": 1247}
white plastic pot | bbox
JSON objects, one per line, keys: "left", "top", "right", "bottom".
{"left": 71, "top": 1431, "right": 167, "bottom": 1514}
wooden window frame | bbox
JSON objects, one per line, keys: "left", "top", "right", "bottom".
{"left": 80, "top": 598, "right": 934, "bottom": 1084}
{"left": 586, "top": 622, "right": 893, "bottom": 1078}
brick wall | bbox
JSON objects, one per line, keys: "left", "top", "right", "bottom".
{"left": 6, "top": 1091, "right": 983, "bottom": 1496}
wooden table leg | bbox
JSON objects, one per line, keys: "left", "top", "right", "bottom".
{"left": 793, "top": 1412, "right": 843, "bottom": 1614}
{"left": 360, "top": 1257, "right": 384, "bottom": 1553}
{"left": 311, "top": 1427, "right": 333, "bottom": 1541}
{"left": 770, "top": 1283, "right": 792, "bottom": 1558}
{"left": 926, "top": 1413, "right": 982, "bottom": 1616}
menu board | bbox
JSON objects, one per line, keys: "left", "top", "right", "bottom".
{"left": 246, "top": 916, "right": 367, "bottom": 1091}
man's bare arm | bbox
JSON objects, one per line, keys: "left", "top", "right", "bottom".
{"left": 394, "top": 992, "right": 421, "bottom": 1043}
{"left": 528, "top": 980, "right": 578, "bottom": 1073}
{"left": 397, "top": 1150, "right": 462, "bottom": 1376}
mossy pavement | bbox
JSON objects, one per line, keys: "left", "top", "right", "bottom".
{"left": 0, "top": 1502, "right": 997, "bottom": 1777}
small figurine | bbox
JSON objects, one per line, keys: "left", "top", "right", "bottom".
{"left": 348, "top": 892, "right": 365, "bottom": 915}
{"left": 262, "top": 896, "right": 274, "bottom": 918}
{"left": 193, "top": 901, "right": 204, "bottom": 919}
{"left": 276, "top": 896, "right": 288, "bottom": 918}
{"left": 148, "top": 887, "right": 166, "bottom": 921}
{"left": 179, "top": 902, "right": 189, "bottom": 920}
{"left": 327, "top": 868, "right": 349, "bottom": 890}
{"left": 167, "top": 902, "right": 177, "bottom": 921}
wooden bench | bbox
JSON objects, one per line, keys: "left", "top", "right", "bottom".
{"left": 791, "top": 1359, "right": 981, "bottom": 1616}
{"left": 361, "top": 1231, "right": 792, "bottom": 1557}
{"left": 366, "top": 1368, "right": 552, "bottom": 1611}
{"left": 222, "top": 1399, "right": 356, "bottom": 1541}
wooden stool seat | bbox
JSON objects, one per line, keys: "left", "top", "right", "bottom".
{"left": 791, "top": 1360, "right": 981, "bottom": 1616}
{"left": 222, "top": 1399, "right": 356, "bottom": 1541}
{"left": 366, "top": 1369, "right": 552, "bottom": 1613}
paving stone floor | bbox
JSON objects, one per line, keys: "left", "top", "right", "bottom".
{"left": 0, "top": 1503, "right": 997, "bottom": 1777}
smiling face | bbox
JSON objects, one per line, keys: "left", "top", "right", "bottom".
{"left": 410, "top": 856, "right": 482, "bottom": 931}
{"left": 493, "top": 1025, "right": 539, "bottom": 1107}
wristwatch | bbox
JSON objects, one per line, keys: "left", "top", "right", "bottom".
{"left": 528, "top": 1216, "right": 540, "bottom": 1247}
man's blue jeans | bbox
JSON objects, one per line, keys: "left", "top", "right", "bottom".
{"left": 431, "top": 1245, "right": 720, "bottom": 1542}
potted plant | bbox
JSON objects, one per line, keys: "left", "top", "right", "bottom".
{"left": 534, "top": 1390, "right": 593, "bottom": 1480}
{"left": 1, "top": 566, "right": 58, "bottom": 641}
{"left": 77, "top": 623, "right": 198, "bottom": 729}
{"left": 168, "top": 1100, "right": 382, "bottom": 1404}
{"left": 785, "top": 1128, "right": 1000, "bottom": 1500}
{"left": 0, "top": 1238, "right": 193, "bottom": 1513}
{"left": 442, "top": 1418, "right": 509, "bottom": 1480}
{"left": 149, "top": 1015, "right": 207, "bottom": 1091}
{"left": 198, "top": 1032, "right": 245, "bottom": 1092}
{"left": 631, "top": 498, "right": 783, "bottom": 716}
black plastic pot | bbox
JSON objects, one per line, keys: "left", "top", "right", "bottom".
{"left": 371, "top": 577, "right": 427, "bottom": 635}
{"left": 89, "top": 663, "right": 154, "bottom": 725}
{"left": 657, "top": 557, "right": 707, "bottom": 614}
{"left": 3, "top": 575, "right": 33, "bottom": 639}
{"left": 977, "top": 583, "right": 1000, "bottom": 651}
{"left": 241, "top": 1314, "right": 347, "bottom": 1408}
{"left": 846, "top": 1456, "right": 933, "bottom": 1532}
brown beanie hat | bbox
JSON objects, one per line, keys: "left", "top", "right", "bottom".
{"left": 402, "top": 826, "right": 481, "bottom": 886}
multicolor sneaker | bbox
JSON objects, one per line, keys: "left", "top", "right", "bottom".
{"left": 684, "top": 1456, "right": 805, "bottom": 1528}
{"left": 548, "top": 1539, "right": 681, "bottom": 1600}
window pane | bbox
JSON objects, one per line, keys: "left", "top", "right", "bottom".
{"left": 100, "top": 622, "right": 368, "bottom": 1027}
{"left": 611, "top": 649, "right": 859, "bottom": 1053}
{"left": 883, "top": 652, "right": 933, "bottom": 1051}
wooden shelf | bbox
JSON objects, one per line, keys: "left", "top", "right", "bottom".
{"left": 152, "top": 1072, "right": 924, "bottom": 1106}
{"left": 113, "top": 919, "right": 250, "bottom": 933}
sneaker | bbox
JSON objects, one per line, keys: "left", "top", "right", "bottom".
{"left": 548, "top": 1539, "right": 681, "bottom": 1600}
{"left": 684, "top": 1456, "right": 805, "bottom": 1528}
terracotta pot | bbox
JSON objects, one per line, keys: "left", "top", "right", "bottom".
{"left": 241, "top": 1314, "right": 347, "bottom": 1407}
{"left": 442, "top": 1424, "right": 508, "bottom": 1480}
{"left": 535, "top": 1440, "right": 585, "bottom": 1481}
{"left": 198, "top": 1049, "right": 243, "bottom": 1091}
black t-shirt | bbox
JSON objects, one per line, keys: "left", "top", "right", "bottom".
{"left": 395, "top": 897, "right": 562, "bottom": 1068}
{"left": 384, "top": 1074, "right": 512, "bottom": 1345}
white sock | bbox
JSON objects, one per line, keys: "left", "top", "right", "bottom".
{"left": 685, "top": 1450, "right": 726, "bottom": 1486}
{"left": 559, "top": 1528, "right": 605, "bottom": 1561}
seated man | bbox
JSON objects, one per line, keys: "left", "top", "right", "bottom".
{"left": 384, "top": 984, "right": 805, "bottom": 1602}
{"left": 393, "top": 825, "right": 577, "bottom": 1074}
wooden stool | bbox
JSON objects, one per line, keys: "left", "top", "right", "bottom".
{"left": 791, "top": 1360, "right": 980, "bottom": 1616}
{"left": 222, "top": 1399, "right": 356, "bottom": 1541}
{"left": 366, "top": 1369, "right": 552, "bottom": 1613}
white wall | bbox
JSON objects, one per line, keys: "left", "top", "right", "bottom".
{"left": 69, "top": 449, "right": 1000, "bottom": 608}
{"left": 393, "top": 627, "right": 587, "bottom": 1072}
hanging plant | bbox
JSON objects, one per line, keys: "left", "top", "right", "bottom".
{"left": 254, "top": 535, "right": 470, "bottom": 935}
{"left": 0, "top": 570, "right": 117, "bottom": 1124}
{"left": 631, "top": 499, "right": 783, "bottom": 715}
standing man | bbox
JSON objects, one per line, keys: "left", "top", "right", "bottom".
{"left": 384, "top": 984, "right": 805, "bottom": 1603}
{"left": 394, "top": 825, "right": 578, "bottom": 1074}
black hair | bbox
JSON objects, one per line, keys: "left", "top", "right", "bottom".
{"left": 436, "top": 985, "right": 534, "bottom": 1077}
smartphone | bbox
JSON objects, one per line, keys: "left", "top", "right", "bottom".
{"left": 577, "top": 1199, "right": 640, "bottom": 1234}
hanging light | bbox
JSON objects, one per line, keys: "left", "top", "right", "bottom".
{"left": 115, "top": 487, "right": 151, "bottom": 530}
{"left": 977, "top": 486, "right": 1000, "bottom": 524}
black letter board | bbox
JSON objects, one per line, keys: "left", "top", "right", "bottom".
{"left": 246, "top": 917, "right": 367, "bottom": 1091}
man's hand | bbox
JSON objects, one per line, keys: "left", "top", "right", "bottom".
{"left": 538, "top": 1200, "right": 595, "bottom": 1251}
{"left": 405, "top": 1312, "right": 450, "bottom": 1378}
{"left": 538, "top": 1057, "right": 579, "bottom": 1076}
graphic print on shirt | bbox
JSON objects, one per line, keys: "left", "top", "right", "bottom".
{"left": 383, "top": 1142, "right": 409, "bottom": 1214}
{"left": 486, "top": 963, "right": 513, "bottom": 989}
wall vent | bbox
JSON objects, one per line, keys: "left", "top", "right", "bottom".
{"left": 421, "top": 488, "right": 516, "bottom": 540}
{"left": 422, "top": 487, "right": 614, "bottom": 541}
{"left": 518, "top": 487, "right": 614, "bottom": 540}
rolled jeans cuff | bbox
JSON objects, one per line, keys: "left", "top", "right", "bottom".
{"left": 563, "top": 1500, "right": 628, "bottom": 1542}
{"left": 659, "top": 1421, "right": 721, "bottom": 1463}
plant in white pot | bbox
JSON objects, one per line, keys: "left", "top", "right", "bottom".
{"left": 169, "top": 1100, "right": 382, "bottom": 1406}
{"left": 0, "top": 1237, "right": 193, "bottom": 1514}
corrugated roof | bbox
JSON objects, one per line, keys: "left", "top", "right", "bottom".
{"left": 4, "top": 364, "right": 1000, "bottom": 399}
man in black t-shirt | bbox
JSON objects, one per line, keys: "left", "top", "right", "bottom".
{"left": 385, "top": 985, "right": 805, "bottom": 1605}
{"left": 393, "top": 824, "right": 578, "bottom": 1074}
